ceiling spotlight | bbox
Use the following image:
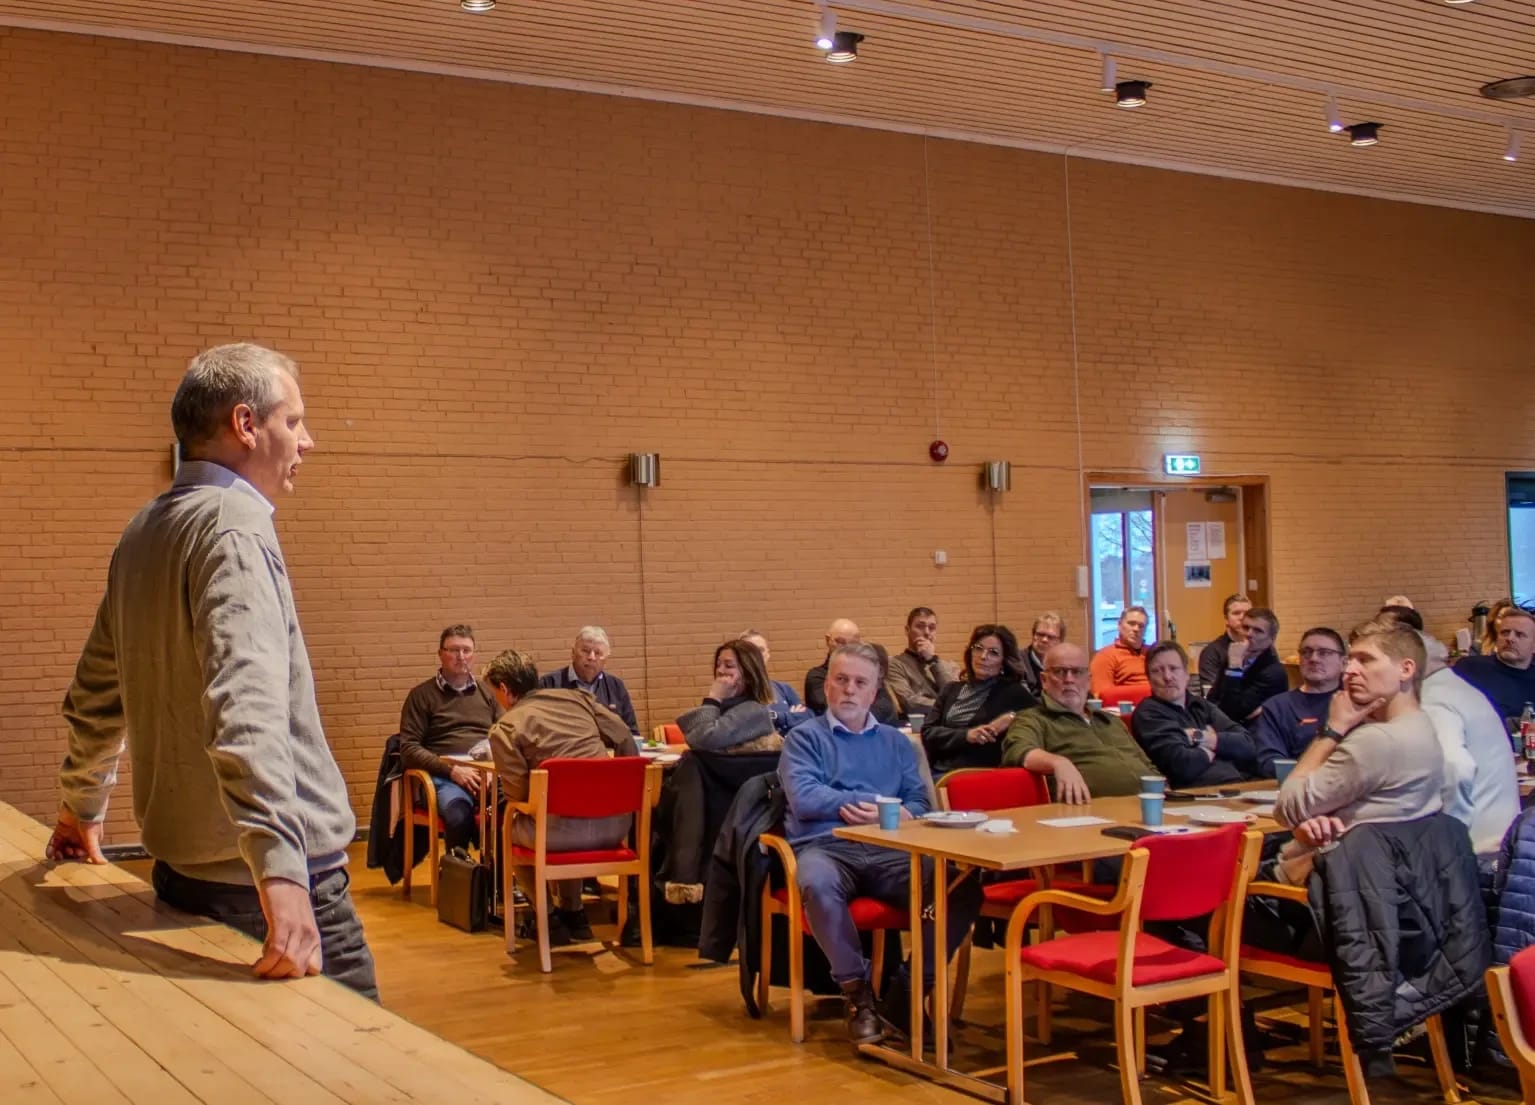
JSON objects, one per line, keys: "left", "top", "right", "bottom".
{"left": 815, "top": 4, "right": 836, "bottom": 51}
{"left": 1345, "top": 122, "right": 1382, "bottom": 147}
{"left": 1115, "top": 80, "right": 1151, "bottom": 108}
{"left": 460, "top": 0, "right": 495, "bottom": 10}
{"left": 1324, "top": 94, "right": 1343, "bottom": 133}
{"left": 1481, "top": 76, "right": 1535, "bottom": 102}
{"left": 1443, "top": 0, "right": 1476, "bottom": 5}
{"left": 827, "top": 30, "right": 863, "bottom": 63}
{"left": 1099, "top": 55, "right": 1117, "bottom": 94}
{"left": 1505, "top": 129, "right": 1522, "bottom": 162}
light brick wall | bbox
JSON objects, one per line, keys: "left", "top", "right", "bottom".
{"left": 2, "top": 30, "right": 1531, "bottom": 837}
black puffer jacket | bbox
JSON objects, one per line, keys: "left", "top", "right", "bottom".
{"left": 1308, "top": 813, "right": 1491, "bottom": 1058}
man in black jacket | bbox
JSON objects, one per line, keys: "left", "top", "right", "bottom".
{"left": 1131, "top": 641, "right": 1258, "bottom": 788}
{"left": 1208, "top": 606, "right": 1289, "bottom": 722}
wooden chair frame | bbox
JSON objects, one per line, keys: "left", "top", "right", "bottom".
{"left": 1240, "top": 880, "right": 1461, "bottom": 1105}
{"left": 756, "top": 831, "right": 906, "bottom": 1043}
{"left": 400, "top": 768, "right": 443, "bottom": 906}
{"left": 501, "top": 761, "right": 662, "bottom": 973}
{"left": 1004, "top": 829, "right": 1262, "bottom": 1105}
{"left": 1486, "top": 963, "right": 1535, "bottom": 1104}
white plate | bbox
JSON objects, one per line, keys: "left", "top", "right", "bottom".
{"left": 1188, "top": 809, "right": 1255, "bottom": 826}
{"left": 1240, "top": 789, "right": 1281, "bottom": 803}
{"left": 920, "top": 810, "right": 988, "bottom": 828}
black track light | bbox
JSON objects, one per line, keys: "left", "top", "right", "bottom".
{"left": 1115, "top": 80, "right": 1151, "bottom": 108}
{"left": 827, "top": 30, "right": 864, "bottom": 63}
{"left": 1345, "top": 122, "right": 1382, "bottom": 147}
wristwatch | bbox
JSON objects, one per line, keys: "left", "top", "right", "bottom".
{"left": 1318, "top": 724, "right": 1347, "bottom": 742}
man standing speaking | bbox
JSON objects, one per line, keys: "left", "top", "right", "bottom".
{"left": 47, "top": 343, "right": 376, "bottom": 998}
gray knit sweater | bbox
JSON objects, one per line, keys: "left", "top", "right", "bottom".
{"left": 59, "top": 461, "right": 354, "bottom": 887}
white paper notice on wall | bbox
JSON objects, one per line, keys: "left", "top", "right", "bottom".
{"left": 1184, "top": 561, "right": 1213, "bottom": 588}
{"left": 1186, "top": 522, "right": 1207, "bottom": 559}
{"left": 1206, "top": 521, "right": 1227, "bottom": 560}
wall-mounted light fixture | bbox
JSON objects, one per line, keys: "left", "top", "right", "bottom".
{"left": 628, "top": 453, "right": 661, "bottom": 488}
{"left": 983, "top": 460, "right": 1012, "bottom": 492}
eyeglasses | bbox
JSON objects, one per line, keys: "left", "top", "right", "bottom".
{"left": 970, "top": 644, "right": 1003, "bottom": 659}
{"left": 1298, "top": 647, "right": 1343, "bottom": 659}
{"left": 440, "top": 647, "right": 474, "bottom": 656}
{"left": 1032, "top": 631, "right": 1060, "bottom": 643}
{"left": 1044, "top": 666, "right": 1089, "bottom": 679}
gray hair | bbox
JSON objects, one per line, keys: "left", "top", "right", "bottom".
{"left": 829, "top": 642, "right": 883, "bottom": 674}
{"left": 171, "top": 343, "right": 296, "bottom": 451}
{"left": 575, "top": 625, "right": 611, "bottom": 650}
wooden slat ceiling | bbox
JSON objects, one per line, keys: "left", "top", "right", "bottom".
{"left": 2, "top": 0, "right": 1532, "bottom": 217}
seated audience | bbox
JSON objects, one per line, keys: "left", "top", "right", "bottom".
{"left": 1253, "top": 627, "right": 1345, "bottom": 777}
{"left": 886, "top": 606, "right": 959, "bottom": 715}
{"left": 1272, "top": 620, "right": 1444, "bottom": 883}
{"left": 485, "top": 649, "right": 638, "bottom": 946}
{"left": 741, "top": 629, "right": 806, "bottom": 731}
{"left": 1456, "top": 605, "right": 1535, "bottom": 726}
{"left": 1420, "top": 634, "right": 1519, "bottom": 863}
{"left": 676, "top": 639, "right": 784, "bottom": 754}
{"left": 397, "top": 624, "right": 501, "bottom": 850}
{"left": 1020, "top": 612, "right": 1065, "bottom": 696}
{"left": 1131, "top": 641, "right": 1257, "bottom": 788}
{"left": 779, "top": 644, "right": 981, "bottom": 1046}
{"left": 803, "top": 618, "right": 898, "bottom": 723}
{"left": 538, "top": 625, "right": 639, "bottom": 733}
{"left": 1088, "top": 606, "right": 1151, "bottom": 697}
{"left": 920, "top": 624, "right": 1037, "bottom": 775}
{"left": 1003, "top": 642, "right": 1155, "bottom": 802}
{"left": 1207, "top": 606, "right": 1288, "bottom": 722}
{"left": 1479, "top": 598, "right": 1516, "bottom": 656}
{"left": 1196, "top": 592, "right": 1252, "bottom": 693}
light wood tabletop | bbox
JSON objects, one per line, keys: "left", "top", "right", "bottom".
{"left": 0, "top": 801, "right": 560, "bottom": 1105}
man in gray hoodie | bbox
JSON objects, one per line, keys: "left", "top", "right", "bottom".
{"left": 47, "top": 343, "right": 376, "bottom": 998}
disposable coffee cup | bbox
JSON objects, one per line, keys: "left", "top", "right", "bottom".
{"left": 1118, "top": 701, "right": 1135, "bottom": 717}
{"left": 907, "top": 713, "right": 926, "bottom": 734}
{"left": 1139, "top": 792, "right": 1165, "bottom": 828}
{"left": 876, "top": 797, "right": 903, "bottom": 831}
{"left": 1274, "top": 758, "right": 1298, "bottom": 784}
{"left": 1087, "top": 698, "right": 1104, "bottom": 712}
{"left": 1139, "top": 775, "right": 1166, "bottom": 795}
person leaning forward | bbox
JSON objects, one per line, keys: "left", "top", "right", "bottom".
{"left": 1002, "top": 642, "right": 1155, "bottom": 802}
{"left": 50, "top": 343, "right": 377, "bottom": 998}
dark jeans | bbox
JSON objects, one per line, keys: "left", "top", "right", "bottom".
{"left": 429, "top": 775, "right": 479, "bottom": 850}
{"left": 793, "top": 836, "right": 981, "bottom": 987}
{"left": 152, "top": 861, "right": 379, "bottom": 1001}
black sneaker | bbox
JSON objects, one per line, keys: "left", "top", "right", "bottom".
{"left": 517, "top": 909, "right": 571, "bottom": 947}
{"left": 842, "top": 979, "right": 884, "bottom": 1047}
{"left": 559, "top": 907, "right": 594, "bottom": 942}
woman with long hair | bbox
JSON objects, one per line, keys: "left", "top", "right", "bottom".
{"left": 677, "top": 638, "right": 784, "bottom": 753}
{"left": 921, "top": 624, "right": 1037, "bottom": 774}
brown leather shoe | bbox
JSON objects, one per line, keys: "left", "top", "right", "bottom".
{"left": 842, "top": 979, "right": 884, "bottom": 1047}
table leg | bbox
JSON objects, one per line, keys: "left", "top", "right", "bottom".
{"left": 909, "top": 851, "right": 925, "bottom": 1061}
{"left": 933, "top": 855, "right": 949, "bottom": 1069}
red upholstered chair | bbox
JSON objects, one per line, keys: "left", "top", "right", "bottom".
{"left": 399, "top": 768, "right": 445, "bottom": 906}
{"left": 1004, "top": 824, "right": 1262, "bottom": 1105}
{"left": 756, "top": 832, "right": 911, "bottom": 1043}
{"left": 1100, "top": 684, "right": 1152, "bottom": 712}
{"left": 1241, "top": 879, "right": 1462, "bottom": 1105}
{"left": 938, "top": 768, "right": 1115, "bottom": 1020}
{"left": 501, "top": 756, "right": 662, "bottom": 973}
{"left": 1489, "top": 947, "right": 1535, "bottom": 1104}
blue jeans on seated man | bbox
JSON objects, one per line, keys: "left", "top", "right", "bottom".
{"left": 794, "top": 837, "right": 982, "bottom": 988}
{"left": 430, "top": 775, "right": 479, "bottom": 851}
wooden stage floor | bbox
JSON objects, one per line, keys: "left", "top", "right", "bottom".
{"left": 126, "top": 847, "right": 1522, "bottom": 1105}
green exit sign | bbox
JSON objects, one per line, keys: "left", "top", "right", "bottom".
{"left": 1164, "top": 454, "right": 1202, "bottom": 475}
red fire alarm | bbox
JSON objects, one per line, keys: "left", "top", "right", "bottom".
{"left": 929, "top": 439, "right": 950, "bottom": 463}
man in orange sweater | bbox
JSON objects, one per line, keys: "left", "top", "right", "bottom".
{"left": 1090, "top": 606, "right": 1151, "bottom": 698}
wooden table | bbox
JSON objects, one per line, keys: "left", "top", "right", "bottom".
{"left": 835, "top": 791, "right": 1278, "bottom": 1102}
{"left": 0, "top": 801, "right": 559, "bottom": 1105}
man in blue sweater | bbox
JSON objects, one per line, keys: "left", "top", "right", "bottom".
{"left": 1253, "top": 627, "right": 1345, "bottom": 777}
{"left": 779, "top": 643, "right": 980, "bottom": 1047}
{"left": 1456, "top": 606, "right": 1535, "bottom": 726}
